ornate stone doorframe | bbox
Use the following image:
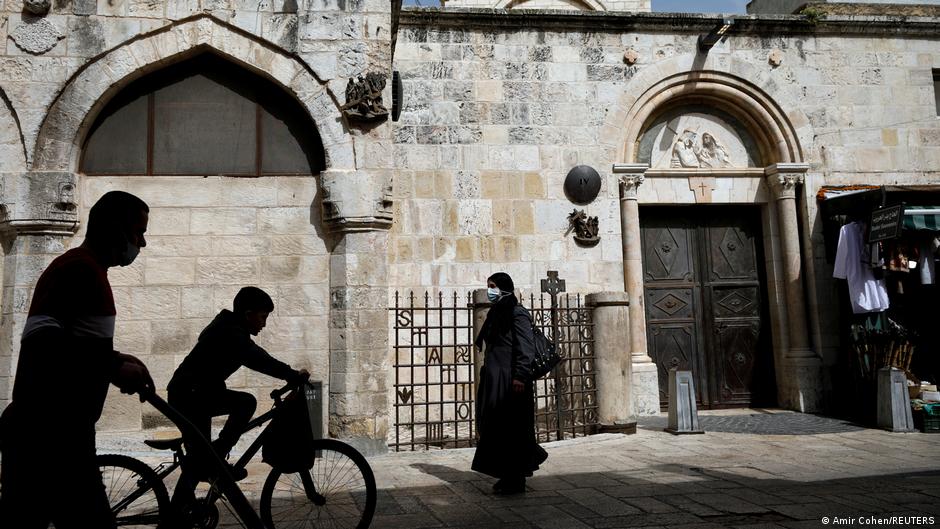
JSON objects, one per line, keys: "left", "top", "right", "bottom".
{"left": 613, "top": 162, "right": 823, "bottom": 413}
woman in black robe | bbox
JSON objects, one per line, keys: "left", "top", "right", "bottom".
{"left": 471, "top": 272, "right": 548, "bottom": 494}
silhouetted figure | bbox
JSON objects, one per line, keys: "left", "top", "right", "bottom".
{"left": 167, "top": 287, "right": 308, "bottom": 520}
{"left": 471, "top": 272, "right": 548, "bottom": 494}
{"left": 0, "top": 191, "right": 154, "bottom": 528}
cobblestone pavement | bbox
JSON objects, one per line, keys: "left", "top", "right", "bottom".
{"left": 98, "top": 409, "right": 940, "bottom": 528}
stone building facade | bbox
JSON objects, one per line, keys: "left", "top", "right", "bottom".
{"left": 0, "top": 0, "right": 939, "bottom": 449}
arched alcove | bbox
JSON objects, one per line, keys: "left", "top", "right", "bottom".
{"left": 0, "top": 88, "right": 27, "bottom": 173}
{"left": 31, "top": 15, "right": 352, "bottom": 173}
{"left": 80, "top": 53, "right": 325, "bottom": 177}
{"left": 619, "top": 70, "right": 805, "bottom": 166}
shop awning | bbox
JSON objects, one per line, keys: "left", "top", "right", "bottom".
{"left": 904, "top": 206, "right": 940, "bottom": 231}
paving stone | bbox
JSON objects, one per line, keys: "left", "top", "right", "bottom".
{"left": 593, "top": 512, "right": 704, "bottom": 528}
{"left": 687, "top": 493, "right": 770, "bottom": 515}
{"left": 559, "top": 488, "right": 642, "bottom": 516}
{"left": 98, "top": 410, "right": 940, "bottom": 528}
{"left": 622, "top": 496, "right": 681, "bottom": 514}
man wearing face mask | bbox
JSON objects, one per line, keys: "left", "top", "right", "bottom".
{"left": 0, "top": 191, "right": 154, "bottom": 528}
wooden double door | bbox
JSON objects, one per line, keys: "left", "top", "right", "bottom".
{"left": 641, "top": 206, "right": 775, "bottom": 409}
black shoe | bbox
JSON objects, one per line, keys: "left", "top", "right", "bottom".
{"left": 222, "top": 462, "right": 248, "bottom": 482}
{"left": 494, "top": 478, "right": 525, "bottom": 495}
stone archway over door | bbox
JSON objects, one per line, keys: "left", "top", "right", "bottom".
{"left": 611, "top": 68, "right": 823, "bottom": 414}
{"left": 641, "top": 206, "right": 775, "bottom": 409}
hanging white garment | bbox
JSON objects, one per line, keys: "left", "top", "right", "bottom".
{"left": 920, "top": 238, "right": 936, "bottom": 285}
{"left": 833, "top": 222, "right": 890, "bottom": 314}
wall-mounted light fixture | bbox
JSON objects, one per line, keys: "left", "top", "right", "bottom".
{"left": 698, "top": 17, "right": 734, "bottom": 53}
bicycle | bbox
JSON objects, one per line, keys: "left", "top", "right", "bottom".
{"left": 99, "top": 380, "right": 377, "bottom": 529}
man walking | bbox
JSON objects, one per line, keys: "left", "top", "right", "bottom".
{"left": 0, "top": 191, "right": 154, "bottom": 528}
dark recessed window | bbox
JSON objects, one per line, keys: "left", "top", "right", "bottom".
{"left": 81, "top": 53, "right": 325, "bottom": 176}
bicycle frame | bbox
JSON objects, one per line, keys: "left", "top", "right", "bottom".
{"left": 136, "top": 382, "right": 321, "bottom": 527}
{"left": 143, "top": 391, "right": 265, "bottom": 529}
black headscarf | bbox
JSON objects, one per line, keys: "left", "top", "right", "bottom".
{"left": 475, "top": 272, "right": 518, "bottom": 348}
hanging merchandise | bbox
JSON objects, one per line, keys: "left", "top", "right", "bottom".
{"left": 920, "top": 237, "right": 937, "bottom": 285}
{"left": 833, "top": 221, "right": 890, "bottom": 314}
{"left": 849, "top": 316, "right": 916, "bottom": 382}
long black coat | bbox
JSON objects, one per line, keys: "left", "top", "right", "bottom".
{"left": 471, "top": 304, "right": 548, "bottom": 479}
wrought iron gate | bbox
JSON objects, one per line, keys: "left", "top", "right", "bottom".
{"left": 526, "top": 292, "right": 599, "bottom": 442}
{"left": 389, "top": 283, "right": 598, "bottom": 451}
{"left": 390, "top": 291, "right": 475, "bottom": 451}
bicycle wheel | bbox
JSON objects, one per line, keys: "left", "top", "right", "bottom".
{"left": 98, "top": 454, "right": 170, "bottom": 528}
{"left": 260, "top": 439, "right": 376, "bottom": 529}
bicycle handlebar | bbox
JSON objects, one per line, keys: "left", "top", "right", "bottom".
{"left": 270, "top": 372, "right": 311, "bottom": 402}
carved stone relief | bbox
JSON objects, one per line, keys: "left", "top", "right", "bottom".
{"left": 637, "top": 107, "right": 761, "bottom": 169}
{"left": 24, "top": 0, "right": 51, "bottom": 15}
{"left": 340, "top": 72, "right": 389, "bottom": 122}
{"left": 10, "top": 17, "right": 64, "bottom": 55}
{"left": 567, "top": 209, "right": 600, "bottom": 247}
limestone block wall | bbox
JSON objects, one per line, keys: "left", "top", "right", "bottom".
{"left": 393, "top": 10, "right": 940, "bottom": 370}
{"left": 0, "top": 0, "right": 390, "bottom": 168}
{"left": 0, "top": 1, "right": 395, "bottom": 429}
{"left": 391, "top": 26, "right": 629, "bottom": 295}
{"left": 72, "top": 176, "right": 330, "bottom": 431}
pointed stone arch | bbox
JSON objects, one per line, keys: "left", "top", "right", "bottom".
{"left": 0, "top": 87, "right": 27, "bottom": 173}
{"left": 31, "top": 15, "right": 352, "bottom": 173}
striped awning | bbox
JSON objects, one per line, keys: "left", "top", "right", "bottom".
{"left": 904, "top": 206, "right": 940, "bottom": 231}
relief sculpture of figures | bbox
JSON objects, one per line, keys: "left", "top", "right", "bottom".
{"left": 341, "top": 72, "right": 389, "bottom": 122}
{"left": 567, "top": 209, "right": 600, "bottom": 247}
{"left": 670, "top": 129, "right": 731, "bottom": 169}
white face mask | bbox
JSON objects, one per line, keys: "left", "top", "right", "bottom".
{"left": 486, "top": 287, "right": 501, "bottom": 302}
{"left": 118, "top": 238, "right": 140, "bottom": 266}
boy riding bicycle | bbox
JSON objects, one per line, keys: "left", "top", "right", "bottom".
{"left": 167, "top": 287, "right": 308, "bottom": 519}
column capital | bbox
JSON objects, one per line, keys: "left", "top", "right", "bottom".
{"left": 764, "top": 163, "right": 809, "bottom": 200}
{"left": 320, "top": 170, "right": 394, "bottom": 233}
{"left": 0, "top": 171, "right": 79, "bottom": 239}
{"left": 613, "top": 164, "right": 648, "bottom": 199}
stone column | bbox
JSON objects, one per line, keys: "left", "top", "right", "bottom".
{"left": 0, "top": 172, "right": 79, "bottom": 408}
{"left": 612, "top": 163, "right": 659, "bottom": 416}
{"left": 321, "top": 169, "right": 394, "bottom": 455}
{"left": 586, "top": 291, "right": 635, "bottom": 432}
{"left": 764, "top": 163, "right": 823, "bottom": 412}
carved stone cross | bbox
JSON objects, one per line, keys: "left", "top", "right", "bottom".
{"left": 687, "top": 176, "right": 715, "bottom": 203}
{"left": 540, "top": 270, "right": 566, "bottom": 298}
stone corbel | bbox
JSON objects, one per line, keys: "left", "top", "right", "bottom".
{"left": 0, "top": 172, "right": 79, "bottom": 239}
{"left": 764, "top": 163, "right": 809, "bottom": 200}
{"left": 319, "top": 170, "right": 394, "bottom": 233}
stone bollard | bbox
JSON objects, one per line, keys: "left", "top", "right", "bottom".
{"left": 877, "top": 367, "right": 915, "bottom": 432}
{"left": 665, "top": 369, "right": 704, "bottom": 435}
{"left": 586, "top": 291, "right": 635, "bottom": 433}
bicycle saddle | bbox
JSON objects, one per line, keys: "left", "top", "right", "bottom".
{"left": 144, "top": 437, "right": 184, "bottom": 451}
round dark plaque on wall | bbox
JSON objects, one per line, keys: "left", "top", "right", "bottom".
{"left": 564, "top": 165, "right": 601, "bottom": 205}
